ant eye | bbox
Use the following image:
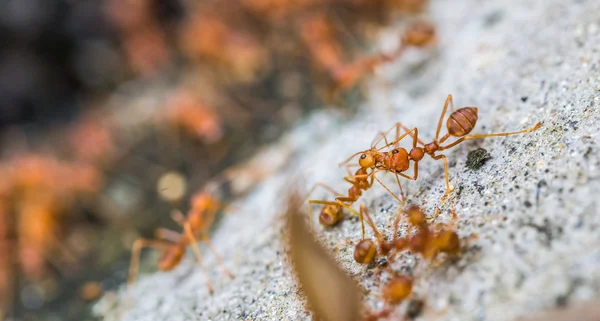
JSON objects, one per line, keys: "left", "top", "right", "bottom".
{"left": 360, "top": 154, "right": 367, "bottom": 159}
{"left": 392, "top": 149, "right": 399, "bottom": 154}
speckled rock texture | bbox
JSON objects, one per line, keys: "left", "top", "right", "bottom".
{"left": 94, "top": 0, "right": 600, "bottom": 320}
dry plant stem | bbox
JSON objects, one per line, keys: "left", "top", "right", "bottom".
{"left": 286, "top": 188, "right": 362, "bottom": 321}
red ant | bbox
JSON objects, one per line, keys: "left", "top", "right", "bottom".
{"left": 128, "top": 192, "right": 234, "bottom": 294}
{"left": 339, "top": 94, "right": 542, "bottom": 219}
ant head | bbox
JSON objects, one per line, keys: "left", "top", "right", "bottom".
{"left": 358, "top": 152, "right": 376, "bottom": 168}
{"left": 319, "top": 205, "right": 343, "bottom": 226}
{"left": 354, "top": 239, "right": 377, "bottom": 264}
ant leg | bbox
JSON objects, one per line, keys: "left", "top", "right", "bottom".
{"left": 387, "top": 127, "right": 419, "bottom": 149}
{"left": 370, "top": 174, "right": 405, "bottom": 204}
{"left": 171, "top": 210, "right": 187, "bottom": 226}
{"left": 372, "top": 123, "right": 414, "bottom": 149}
{"left": 304, "top": 183, "right": 343, "bottom": 201}
{"left": 394, "top": 173, "right": 406, "bottom": 202}
{"left": 392, "top": 207, "right": 405, "bottom": 239}
{"left": 360, "top": 204, "right": 382, "bottom": 241}
{"left": 439, "top": 122, "right": 542, "bottom": 150}
{"left": 155, "top": 228, "right": 184, "bottom": 243}
{"left": 343, "top": 164, "right": 358, "bottom": 177}
{"left": 435, "top": 95, "right": 455, "bottom": 141}
{"left": 128, "top": 239, "right": 170, "bottom": 288}
{"left": 371, "top": 130, "right": 392, "bottom": 149}
{"left": 183, "top": 223, "right": 214, "bottom": 294}
{"left": 201, "top": 235, "right": 234, "bottom": 279}
{"left": 343, "top": 173, "right": 370, "bottom": 185}
{"left": 431, "top": 154, "right": 457, "bottom": 221}
{"left": 372, "top": 120, "right": 420, "bottom": 149}
{"left": 396, "top": 162, "right": 419, "bottom": 181}
{"left": 395, "top": 124, "right": 425, "bottom": 147}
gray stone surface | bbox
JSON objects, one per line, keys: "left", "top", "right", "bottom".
{"left": 94, "top": 0, "right": 600, "bottom": 320}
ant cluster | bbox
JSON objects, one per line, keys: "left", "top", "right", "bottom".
{"left": 304, "top": 95, "right": 541, "bottom": 314}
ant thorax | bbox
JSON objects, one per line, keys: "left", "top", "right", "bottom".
{"left": 380, "top": 148, "right": 410, "bottom": 172}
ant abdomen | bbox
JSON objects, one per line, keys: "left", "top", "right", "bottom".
{"left": 354, "top": 239, "right": 377, "bottom": 264}
{"left": 447, "top": 107, "right": 478, "bottom": 137}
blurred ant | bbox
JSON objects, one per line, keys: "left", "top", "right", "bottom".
{"left": 300, "top": 15, "right": 437, "bottom": 100}
{"left": 331, "top": 19, "right": 437, "bottom": 93}
{"left": 340, "top": 94, "right": 542, "bottom": 219}
{"left": 331, "top": 20, "right": 436, "bottom": 99}
{"left": 128, "top": 192, "right": 234, "bottom": 294}
{"left": 165, "top": 90, "right": 223, "bottom": 144}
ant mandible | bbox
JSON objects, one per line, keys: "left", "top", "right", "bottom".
{"left": 340, "top": 94, "right": 542, "bottom": 219}
{"left": 128, "top": 192, "right": 234, "bottom": 295}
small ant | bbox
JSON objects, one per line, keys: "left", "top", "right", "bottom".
{"left": 128, "top": 192, "right": 234, "bottom": 294}
{"left": 340, "top": 94, "right": 542, "bottom": 218}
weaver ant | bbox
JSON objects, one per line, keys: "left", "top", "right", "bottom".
{"left": 340, "top": 94, "right": 542, "bottom": 218}
{"left": 128, "top": 192, "right": 234, "bottom": 294}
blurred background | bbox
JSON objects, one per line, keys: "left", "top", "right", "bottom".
{"left": 0, "top": 0, "right": 432, "bottom": 320}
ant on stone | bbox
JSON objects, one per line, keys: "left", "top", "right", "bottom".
{"left": 128, "top": 192, "right": 234, "bottom": 295}
{"left": 340, "top": 94, "right": 542, "bottom": 219}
